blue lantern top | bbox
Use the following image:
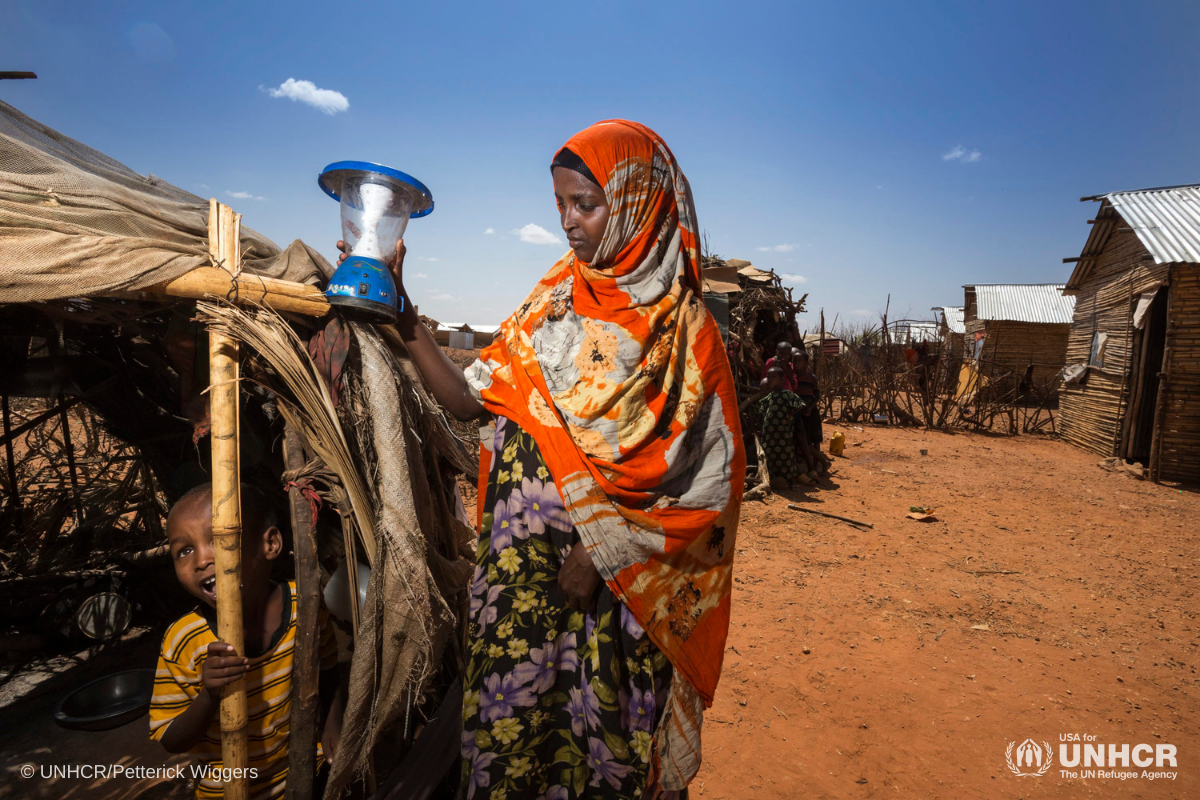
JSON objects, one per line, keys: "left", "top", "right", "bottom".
{"left": 318, "top": 161, "right": 434, "bottom": 218}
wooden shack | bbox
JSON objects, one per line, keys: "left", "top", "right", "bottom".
{"left": 962, "top": 284, "right": 1075, "bottom": 391}
{"left": 1058, "top": 184, "right": 1200, "bottom": 483}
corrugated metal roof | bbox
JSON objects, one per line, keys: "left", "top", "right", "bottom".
{"left": 1108, "top": 186, "right": 1200, "bottom": 265}
{"left": 966, "top": 284, "right": 1075, "bottom": 324}
{"left": 936, "top": 306, "right": 966, "bottom": 334}
{"left": 1065, "top": 184, "right": 1200, "bottom": 290}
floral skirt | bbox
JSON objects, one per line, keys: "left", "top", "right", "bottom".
{"left": 462, "top": 417, "right": 673, "bottom": 800}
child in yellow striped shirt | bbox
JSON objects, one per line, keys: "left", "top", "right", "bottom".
{"left": 150, "top": 483, "right": 342, "bottom": 800}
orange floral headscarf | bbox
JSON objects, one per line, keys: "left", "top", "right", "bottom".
{"left": 466, "top": 119, "right": 744, "bottom": 787}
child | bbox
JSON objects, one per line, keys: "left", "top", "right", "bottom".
{"left": 151, "top": 483, "right": 343, "bottom": 800}
{"left": 761, "top": 340, "right": 798, "bottom": 390}
{"left": 741, "top": 367, "right": 815, "bottom": 488}
{"left": 792, "top": 348, "right": 832, "bottom": 475}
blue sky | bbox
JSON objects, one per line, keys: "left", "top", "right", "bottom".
{"left": 4, "top": 1, "right": 1199, "bottom": 331}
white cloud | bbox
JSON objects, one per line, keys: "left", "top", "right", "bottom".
{"left": 411, "top": 272, "right": 429, "bottom": 279}
{"left": 852, "top": 309, "right": 873, "bottom": 316}
{"left": 226, "top": 190, "right": 266, "bottom": 201}
{"left": 263, "top": 78, "right": 349, "bottom": 115}
{"left": 514, "top": 223, "right": 563, "bottom": 245}
{"left": 943, "top": 145, "right": 982, "bottom": 163}
{"left": 779, "top": 273, "right": 807, "bottom": 283}
{"left": 418, "top": 256, "right": 439, "bottom": 262}
{"left": 755, "top": 244, "right": 796, "bottom": 253}
{"left": 484, "top": 227, "right": 496, "bottom": 235}
{"left": 431, "top": 292, "right": 457, "bottom": 301}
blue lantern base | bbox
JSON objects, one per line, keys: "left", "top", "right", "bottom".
{"left": 325, "top": 255, "right": 404, "bottom": 324}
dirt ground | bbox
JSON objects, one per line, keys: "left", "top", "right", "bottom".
{"left": 2, "top": 421, "right": 1195, "bottom": 799}
{"left": 0, "top": 630, "right": 191, "bottom": 799}
{"left": 694, "top": 422, "right": 1198, "bottom": 799}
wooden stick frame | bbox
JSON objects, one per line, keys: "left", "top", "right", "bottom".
{"left": 207, "top": 199, "right": 251, "bottom": 800}
{"left": 192, "top": 200, "right": 332, "bottom": 798}
{"left": 284, "top": 428, "right": 321, "bottom": 800}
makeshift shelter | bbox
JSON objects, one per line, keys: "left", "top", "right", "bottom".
{"left": 962, "top": 283, "right": 1075, "bottom": 392}
{"left": 933, "top": 306, "right": 966, "bottom": 357}
{"left": 702, "top": 256, "right": 806, "bottom": 387}
{"left": 0, "top": 99, "right": 473, "bottom": 799}
{"left": 1058, "top": 184, "right": 1200, "bottom": 483}
{"left": 700, "top": 259, "right": 741, "bottom": 341}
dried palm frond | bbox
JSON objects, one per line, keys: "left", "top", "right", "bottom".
{"left": 196, "top": 301, "right": 377, "bottom": 563}
{"left": 198, "top": 302, "right": 473, "bottom": 797}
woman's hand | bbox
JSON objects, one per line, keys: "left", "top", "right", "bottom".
{"left": 558, "top": 542, "right": 601, "bottom": 611}
{"left": 336, "top": 239, "right": 407, "bottom": 291}
{"left": 333, "top": 238, "right": 486, "bottom": 421}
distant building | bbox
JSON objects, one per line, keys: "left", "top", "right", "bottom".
{"left": 420, "top": 319, "right": 502, "bottom": 350}
{"left": 1058, "top": 184, "right": 1200, "bottom": 482}
{"left": 961, "top": 283, "right": 1075, "bottom": 392}
{"left": 932, "top": 306, "right": 966, "bottom": 357}
{"left": 889, "top": 320, "right": 940, "bottom": 345}
{"left": 802, "top": 333, "right": 845, "bottom": 356}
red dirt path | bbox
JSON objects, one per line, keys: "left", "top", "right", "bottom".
{"left": 694, "top": 423, "right": 1198, "bottom": 799}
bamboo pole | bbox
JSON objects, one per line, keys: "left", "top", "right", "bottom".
{"left": 284, "top": 428, "right": 319, "bottom": 800}
{"left": 132, "top": 267, "right": 331, "bottom": 317}
{"left": 207, "top": 199, "right": 250, "bottom": 800}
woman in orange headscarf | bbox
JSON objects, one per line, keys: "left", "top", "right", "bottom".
{"left": 342, "top": 120, "right": 744, "bottom": 798}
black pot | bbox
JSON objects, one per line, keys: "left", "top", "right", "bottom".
{"left": 54, "top": 668, "right": 155, "bottom": 731}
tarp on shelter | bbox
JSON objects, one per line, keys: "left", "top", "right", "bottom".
{"left": 0, "top": 99, "right": 332, "bottom": 303}
{"left": 0, "top": 99, "right": 472, "bottom": 797}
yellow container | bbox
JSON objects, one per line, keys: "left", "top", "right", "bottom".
{"left": 829, "top": 431, "right": 845, "bottom": 456}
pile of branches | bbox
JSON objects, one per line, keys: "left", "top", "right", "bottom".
{"left": 0, "top": 399, "right": 165, "bottom": 579}
{"left": 703, "top": 254, "right": 807, "bottom": 390}
{"left": 0, "top": 300, "right": 196, "bottom": 583}
{"left": 817, "top": 309, "right": 1062, "bottom": 436}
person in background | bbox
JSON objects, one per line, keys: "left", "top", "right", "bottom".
{"left": 761, "top": 340, "right": 797, "bottom": 390}
{"left": 792, "top": 348, "right": 831, "bottom": 475}
{"left": 741, "top": 367, "right": 815, "bottom": 488}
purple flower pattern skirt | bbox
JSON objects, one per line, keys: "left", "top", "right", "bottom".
{"left": 462, "top": 417, "right": 672, "bottom": 800}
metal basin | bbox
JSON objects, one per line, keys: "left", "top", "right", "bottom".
{"left": 54, "top": 668, "right": 155, "bottom": 731}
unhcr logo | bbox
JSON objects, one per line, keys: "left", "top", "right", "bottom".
{"left": 1005, "top": 739, "right": 1053, "bottom": 777}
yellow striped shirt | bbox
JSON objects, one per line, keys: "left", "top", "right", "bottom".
{"left": 149, "top": 580, "right": 338, "bottom": 799}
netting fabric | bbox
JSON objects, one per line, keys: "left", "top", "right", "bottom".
{"left": 0, "top": 99, "right": 331, "bottom": 303}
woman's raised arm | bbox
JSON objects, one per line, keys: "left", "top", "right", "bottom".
{"left": 338, "top": 238, "right": 487, "bottom": 421}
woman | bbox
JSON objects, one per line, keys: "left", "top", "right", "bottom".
{"left": 341, "top": 120, "right": 744, "bottom": 799}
